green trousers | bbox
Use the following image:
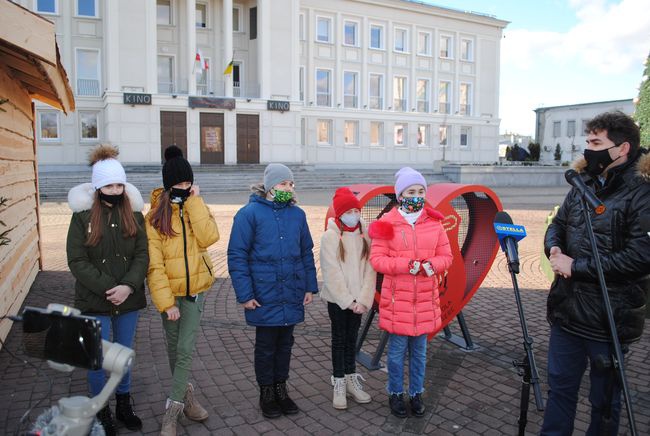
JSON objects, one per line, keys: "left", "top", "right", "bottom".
{"left": 161, "top": 293, "right": 205, "bottom": 401}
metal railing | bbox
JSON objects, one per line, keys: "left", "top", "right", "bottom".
{"left": 393, "top": 98, "right": 407, "bottom": 111}
{"left": 417, "top": 101, "right": 429, "bottom": 113}
{"left": 438, "top": 102, "right": 451, "bottom": 114}
{"left": 459, "top": 104, "right": 472, "bottom": 116}
{"left": 344, "top": 95, "right": 358, "bottom": 108}
{"left": 77, "top": 79, "right": 100, "bottom": 96}
{"left": 369, "top": 97, "right": 383, "bottom": 110}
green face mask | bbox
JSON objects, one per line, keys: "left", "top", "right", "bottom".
{"left": 273, "top": 189, "right": 293, "bottom": 203}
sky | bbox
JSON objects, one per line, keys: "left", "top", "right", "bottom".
{"left": 422, "top": 0, "right": 650, "bottom": 137}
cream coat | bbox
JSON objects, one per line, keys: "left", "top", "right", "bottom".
{"left": 319, "top": 217, "right": 376, "bottom": 310}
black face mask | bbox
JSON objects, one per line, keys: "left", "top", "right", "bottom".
{"left": 583, "top": 144, "right": 621, "bottom": 176}
{"left": 170, "top": 187, "right": 192, "bottom": 204}
{"left": 98, "top": 191, "right": 123, "bottom": 206}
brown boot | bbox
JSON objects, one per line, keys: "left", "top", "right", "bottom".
{"left": 183, "top": 382, "right": 209, "bottom": 421}
{"left": 160, "top": 399, "right": 184, "bottom": 436}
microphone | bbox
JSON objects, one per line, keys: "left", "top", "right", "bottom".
{"left": 493, "top": 211, "right": 526, "bottom": 274}
{"left": 565, "top": 169, "right": 606, "bottom": 215}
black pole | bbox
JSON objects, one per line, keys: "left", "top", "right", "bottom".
{"left": 580, "top": 197, "right": 637, "bottom": 435}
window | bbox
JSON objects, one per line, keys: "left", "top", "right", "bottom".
{"left": 459, "top": 83, "right": 472, "bottom": 115}
{"left": 300, "top": 118, "right": 306, "bottom": 146}
{"left": 36, "top": 0, "right": 57, "bottom": 14}
{"left": 77, "top": 0, "right": 97, "bottom": 17}
{"left": 567, "top": 120, "right": 576, "bottom": 137}
{"left": 581, "top": 119, "right": 589, "bottom": 135}
{"left": 418, "top": 124, "right": 429, "bottom": 146}
{"left": 439, "top": 125, "right": 449, "bottom": 146}
{"left": 38, "top": 111, "right": 59, "bottom": 140}
{"left": 343, "top": 72, "right": 358, "bottom": 108}
{"left": 80, "top": 112, "right": 99, "bottom": 141}
{"left": 393, "top": 76, "right": 406, "bottom": 111}
{"left": 196, "top": 3, "right": 207, "bottom": 28}
{"left": 461, "top": 39, "right": 473, "bottom": 61}
{"left": 157, "top": 0, "right": 171, "bottom": 25}
{"left": 197, "top": 58, "right": 210, "bottom": 95}
{"left": 394, "top": 123, "right": 407, "bottom": 146}
{"left": 438, "top": 81, "right": 451, "bottom": 114}
{"left": 417, "top": 32, "right": 431, "bottom": 55}
{"left": 232, "top": 63, "right": 241, "bottom": 96}
{"left": 370, "top": 122, "right": 383, "bottom": 146}
{"left": 394, "top": 28, "right": 407, "bottom": 52}
{"left": 233, "top": 6, "right": 242, "bottom": 31}
{"left": 344, "top": 21, "right": 358, "bottom": 46}
{"left": 317, "top": 119, "right": 332, "bottom": 144}
{"left": 249, "top": 7, "right": 257, "bottom": 39}
{"left": 460, "top": 126, "right": 471, "bottom": 146}
{"left": 299, "top": 13, "right": 305, "bottom": 41}
{"left": 370, "top": 25, "right": 383, "bottom": 49}
{"left": 344, "top": 121, "right": 358, "bottom": 145}
{"left": 299, "top": 66, "right": 305, "bottom": 102}
{"left": 440, "top": 35, "right": 452, "bottom": 58}
{"left": 157, "top": 55, "right": 174, "bottom": 93}
{"left": 369, "top": 74, "right": 383, "bottom": 109}
{"left": 316, "top": 69, "right": 331, "bottom": 107}
{"left": 553, "top": 121, "right": 561, "bottom": 137}
{"left": 76, "top": 49, "right": 100, "bottom": 96}
{"left": 317, "top": 17, "right": 331, "bottom": 43}
{"left": 416, "top": 79, "right": 429, "bottom": 112}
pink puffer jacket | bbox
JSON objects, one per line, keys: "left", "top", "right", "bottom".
{"left": 369, "top": 207, "right": 453, "bottom": 336}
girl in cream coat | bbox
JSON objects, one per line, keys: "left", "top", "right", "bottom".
{"left": 320, "top": 187, "right": 377, "bottom": 410}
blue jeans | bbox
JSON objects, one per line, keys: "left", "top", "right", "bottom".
{"left": 386, "top": 333, "right": 427, "bottom": 397}
{"left": 540, "top": 325, "right": 622, "bottom": 436}
{"left": 88, "top": 310, "right": 139, "bottom": 397}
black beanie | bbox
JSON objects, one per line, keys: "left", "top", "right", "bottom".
{"left": 162, "top": 145, "right": 194, "bottom": 190}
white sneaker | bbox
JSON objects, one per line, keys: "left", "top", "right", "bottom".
{"left": 345, "top": 373, "right": 372, "bottom": 404}
{"left": 331, "top": 376, "right": 347, "bottom": 410}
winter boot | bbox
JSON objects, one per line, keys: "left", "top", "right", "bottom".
{"left": 331, "top": 376, "right": 347, "bottom": 410}
{"left": 389, "top": 393, "right": 407, "bottom": 418}
{"left": 183, "top": 382, "right": 209, "bottom": 421}
{"left": 410, "top": 393, "right": 425, "bottom": 417}
{"left": 96, "top": 405, "right": 117, "bottom": 436}
{"left": 259, "top": 384, "right": 282, "bottom": 419}
{"left": 274, "top": 381, "right": 299, "bottom": 415}
{"left": 160, "top": 399, "right": 184, "bottom": 436}
{"left": 345, "top": 373, "right": 372, "bottom": 404}
{"left": 115, "top": 392, "right": 143, "bottom": 430}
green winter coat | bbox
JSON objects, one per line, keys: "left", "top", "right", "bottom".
{"left": 66, "top": 183, "right": 149, "bottom": 316}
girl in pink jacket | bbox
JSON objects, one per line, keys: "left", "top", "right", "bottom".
{"left": 368, "top": 167, "right": 453, "bottom": 419}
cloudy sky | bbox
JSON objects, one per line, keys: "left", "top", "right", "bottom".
{"left": 423, "top": 0, "right": 650, "bottom": 136}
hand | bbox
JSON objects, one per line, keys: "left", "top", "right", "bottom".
{"left": 165, "top": 306, "right": 180, "bottom": 321}
{"left": 105, "top": 285, "right": 132, "bottom": 305}
{"left": 303, "top": 293, "right": 313, "bottom": 306}
{"left": 242, "top": 299, "right": 261, "bottom": 310}
{"left": 353, "top": 303, "right": 367, "bottom": 314}
{"left": 190, "top": 184, "right": 200, "bottom": 196}
{"left": 549, "top": 246, "right": 573, "bottom": 278}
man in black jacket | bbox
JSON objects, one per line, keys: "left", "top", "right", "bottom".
{"left": 540, "top": 111, "right": 650, "bottom": 436}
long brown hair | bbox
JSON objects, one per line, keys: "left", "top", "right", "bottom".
{"left": 337, "top": 226, "right": 370, "bottom": 263}
{"left": 85, "top": 191, "right": 139, "bottom": 247}
{"left": 148, "top": 190, "right": 177, "bottom": 238}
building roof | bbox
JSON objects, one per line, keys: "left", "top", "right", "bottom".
{"left": 0, "top": 1, "right": 75, "bottom": 114}
{"left": 533, "top": 99, "right": 633, "bottom": 113}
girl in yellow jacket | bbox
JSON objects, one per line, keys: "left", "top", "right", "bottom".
{"left": 319, "top": 187, "right": 377, "bottom": 410}
{"left": 145, "top": 146, "right": 219, "bottom": 436}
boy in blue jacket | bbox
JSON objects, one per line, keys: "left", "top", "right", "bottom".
{"left": 227, "top": 163, "right": 318, "bottom": 419}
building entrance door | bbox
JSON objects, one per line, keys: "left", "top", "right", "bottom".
{"left": 236, "top": 114, "right": 259, "bottom": 164}
{"left": 160, "top": 111, "right": 187, "bottom": 162}
{"left": 200, "top": 113, "right": 225, "bottom": 164}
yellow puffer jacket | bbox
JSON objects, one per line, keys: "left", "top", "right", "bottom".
{"left": 145, "top": 188, "right": 219, "bottom": 312}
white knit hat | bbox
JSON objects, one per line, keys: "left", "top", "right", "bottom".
{"left": 91, "top": 158, "right": 127, "bottom": 190}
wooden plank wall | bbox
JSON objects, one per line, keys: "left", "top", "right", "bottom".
{"left": 0, "top": 64, "right": 40, "bottom": 346}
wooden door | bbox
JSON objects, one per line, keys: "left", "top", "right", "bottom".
{"left": 199, "top": 113, "right": 224, "bottom": 164}
{"left": 160, "top": 111, "right": 187, "bottom": 162}
{"left": 236, "top": 114, "right": 259, "bottom": 164}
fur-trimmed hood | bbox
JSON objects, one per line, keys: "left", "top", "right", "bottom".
{"left": 67, "top": 182, "right": 145, "bottom": 213}
{"left": 571, "top": 148, "right": 650, "bottom": 182}
{"left": 369, "top": 207, "right": 444, "bottom": 240}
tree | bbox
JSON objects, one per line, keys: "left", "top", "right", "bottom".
{"left": 554, "top": 144, "right": 562, "bottom": 162}
{"left": 528, "top": 142, "right": 541, "bottom": 161}
{"left": 634, "top": 52, "right": 650, "bottom": 148}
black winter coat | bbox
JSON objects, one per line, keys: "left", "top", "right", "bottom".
{"left": 545, "top": 149, "right": 650, "bottom": 343}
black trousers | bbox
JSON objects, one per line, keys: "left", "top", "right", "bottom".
{"left": 254, "top": 325, "right": 295, "bottom": 386}
{"left": 327, "top": 302, "right": 362, "bottom": 378}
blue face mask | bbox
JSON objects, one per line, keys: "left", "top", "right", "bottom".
{"left": 400, "top": 196, "right": 425, "bottom": 213}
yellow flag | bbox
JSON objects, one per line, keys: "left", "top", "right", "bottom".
{"left": 223, "top": 59, "right": 234, "bottom": 75}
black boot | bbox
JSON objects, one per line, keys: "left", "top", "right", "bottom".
{"left": 274, "top": 381, "right": 299, "bottom": 415}
{"left": 259, "top": 385, "right": 282, "bottom": 419}
{"left": 115, "top": 392, "right": 143, "bottom": 430}
{"left": 96, "top": 405, "right": 117, "bottom": 436}
{"left": 410, "top": 393, "right": 425, "bottom": 417}
{"left": 389, "top": 393, "right": 407, "bottom": 418}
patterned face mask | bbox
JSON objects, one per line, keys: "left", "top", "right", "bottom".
{"left": 400, "top": 196, "right": 425, "bottom": 213}
{"left": 273, "top": 189, "right": 293, "bottom": 203}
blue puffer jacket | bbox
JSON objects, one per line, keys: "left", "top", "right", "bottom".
{"left": 227, "top": 192, "right": 319, "bottom": 326}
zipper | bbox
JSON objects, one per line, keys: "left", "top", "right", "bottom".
{"left": 180, "top": 205, "right": 191, "bottom": 299}
{"left": 401, "top": 229, "right": 408, "bottom": 248}
{"left": 202, "top": 255, "right": 213, "bottom": 276}
{"left": 413, "top": 223, "right": 418, "bottom": 336}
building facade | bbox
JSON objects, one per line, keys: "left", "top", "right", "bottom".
{"left": 24, "top": 0, "right": 507, "bottom": 166}
{"left": 534, "top": 99, "right": 634, "bottom": 164}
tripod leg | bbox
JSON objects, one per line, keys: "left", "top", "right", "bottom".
{"left": 515, "top": 355, "right": 532, "bottom": 436}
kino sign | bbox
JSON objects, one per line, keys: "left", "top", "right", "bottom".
{"left": 123, "top": 93, "right": 152, "bottom": 105}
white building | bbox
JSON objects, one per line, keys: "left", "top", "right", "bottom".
{"left": 24, "top": 0, "right": 507, "bottom": 167}
{"left": 534, "top": 99, "right": 634, "bottom": 164}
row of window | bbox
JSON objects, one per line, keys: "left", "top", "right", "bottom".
{"left": 38, "top": 111, "right": 98, "bottom": 142}
{"left": 157, "top": 0, "right": 244, "bottom": 31}
{"left": 307, "top": 16, "right": 473, "bottom": 61}
{"left": 306, "top": 69, "right": 472, "bottom": 114}
{"left": 315, "top": 120, "right": 471, "bottom": 147}
{"left": 552, "top": 119, "right": 589, "bottom": 138}
{"left": 35, "top": 0, "right": 97, "bottom": 17}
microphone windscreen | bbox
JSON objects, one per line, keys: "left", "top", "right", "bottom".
{"left": 494, "top": 211, "right": 513, "bottom": 225}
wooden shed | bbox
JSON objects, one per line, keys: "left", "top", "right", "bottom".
{"left": 0, "top": 1, "right": 74, "bottom": 345}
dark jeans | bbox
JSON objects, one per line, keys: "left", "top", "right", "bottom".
{"left": 540, "top": 325, "right": 623, "bottom": 436}
{"left": 327, "top": 302, "right": 362, "bottom": 378}
{"left": 255, "top": 325, "right": 295, "bottom": 386}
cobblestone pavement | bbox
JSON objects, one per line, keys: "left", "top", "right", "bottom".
{"left": 1, "top": 189, "right": 648, "bottom": 435}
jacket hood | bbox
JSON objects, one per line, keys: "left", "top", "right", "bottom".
{"left": 68, "top": 182, "right": 144, "bottom": 213}
{"left": 326, "top": 216, "right": 369, "bottom": 234}
{"left": 572, "top": 148, "right": 650, "bottom": 181}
